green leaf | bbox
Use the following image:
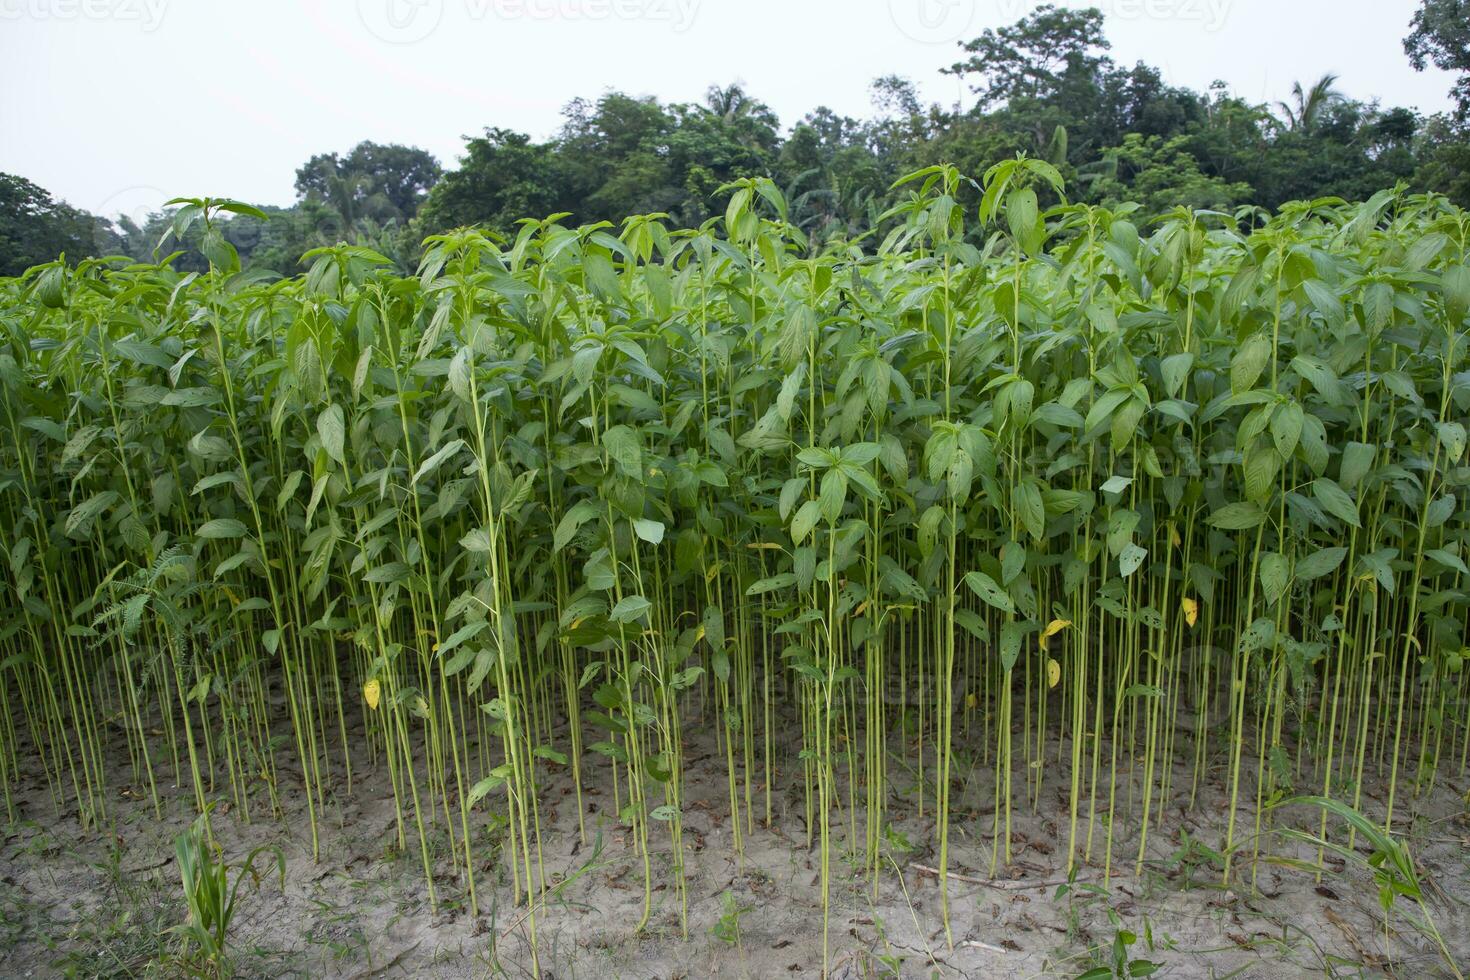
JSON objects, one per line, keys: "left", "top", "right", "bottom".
{"left": 1160, "top": 352, "right": 1193, "bottom": 398}
{"left": 364, "top": 562, "right": 409, "bottom": 584}
{"left": 437, "top": 621, "right": 488, "bottom": 657}
{"left": 65, "top": 490, "right": 120, "bottom": 538}
{"left": 318, "top": 404, "right": 345, "bottom": 465}
{"left": 1290, "top": 355, "right": 1346, "bottom": 406}
{"left": 1425, "top": 549, "right": 1468, "bottom": 575}
{"left": 1231, "top": 334, "right": 1272, "bottom": 394}
{"left": 946, "top": 449, "right": 972, "bottom": 501}
{"left": 791, "top": 499, "right": 822, "bottom": 544}
{"left": 1015, "top": 479, "right": 1045, "bottom": 541}
{"left": 963, "top": 572, "right": 1016, "bottom": 614}
{"left": 1243, "top": 446, "right": 1280, "bottom": 503}
{"left": 1084, "top": 388, "right": 1129, "bottom": 436}
{"left": 632, "top": 518, "right": 665, "bottom": 545}
{"left": 669, "top": 666, "right": 704, "bottom": 691}
{"left": 1119, "top": 544, "right": 1147, "bottom": 577}
{"left": 1270, "top": 402, "right": 1303, "bottom": 460}
{"left": 412, "top": 439, "right": 465, "bottom": 485}
{"left": 1260, "top": 552, "right": 1290, "bottom": 605}
{"left": 777, "top": 360, "right": 806, "bottom": 422}
{"left": 160, "top": 387, "right": 221, "bottom": 408}
{"left": 1437, "top": 421, "right": 1466, "bottom": 463}
{"left": 111, "top": 338, "right": 174, "bottom": 369}
{"left": 999, "top": 621, "right": 1024, "bottom": 672}
{"left": 1298, "top": 412, "right": 1329, "bottom": 475}
{"left": 1301, "top": 280, "right": 1345, "bottom": 334}
{"left": 1312, "top": 478, "right": 1361, "bottom": 528}
{"left": 1110, "top": 397, "right": 1147, "bottom": 450}
{"left": 21, "top": 416, "right": 66, "bottom": 443}
{"left": 1241, "top": 617, "right": 1277, "bottom": 652}
{"left": 460, "top": 528, "right": 493, "bottom": 552}
{"left": 1296, "top": 547, "right": 1347, "bottom": 581}
{"left": 554, "top": 501, "right": 600, "bottom": 553}
{"left": 467, "top": 774, "right": 505, "bottom": 806}
{"left": 197, "top": 518, "right": 247, "bottom": 539}
{"left": 533, "top": 745, "right": 569, "bottom": 765}
{"left": 603, "top": 424, "right": 642, "bottom": 478}
{"left": 1208, "top": 502, "right": 1266, "bottom": 531}
{"left": 746, "top": 573, "right": 795, "bottom": 597}
{"left": 610, "top": 595, "right": 651, "bottom": 624}
{"left": 1000, "top": 541, "right": 1027, "bottom": 585}
{"left": 1339, "top": 442, "right": 1376, "bottom": 490}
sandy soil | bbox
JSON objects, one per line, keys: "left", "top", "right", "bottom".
{"left": 3, "top": 695, "right": 1469, "bottom": 978}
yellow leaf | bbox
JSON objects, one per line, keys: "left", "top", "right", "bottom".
{"left": 363, "top": 678, "right": 381, "bottom": 711}
{"left": 1170, "top": 525, "right": 1181, "bottom": 548}
{"left": 1182, "top": 597, "right": 1198, "bottom": 628}
{"left": 965, "top": 692, "right": 977, "bottom": 711}
{"left": 1042, "top": 618, "right": 1072, "bottom": 638}
{"left": 1046, "top": 658, "right": 1061, "bottom": 689}
{"left": 1039, "top": 618, "right": 1071, "bottom": 649}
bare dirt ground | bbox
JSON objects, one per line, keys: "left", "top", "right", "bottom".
{"left": 3, "top": 697, "right": 1469, "bottom": 978}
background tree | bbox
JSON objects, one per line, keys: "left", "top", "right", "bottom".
{"left": 1404, "top": 0, "right": 1470, "bottom": 207}
{"left": 418, "top": 128, "right": 569, "bottom": 234}
{"left": 945, "top": 4, "right": 1111, "bottom": 111}
{"left": 1085, "top": 133, "right": 1252, "bottom": 212}
{"left": 1275, "top": 74, "right": 1345, "bottom": 134}
{"left": 294, "top": 141, "right": 441, "bottom": 224}
{"left": 10, "top": 4, "right": 1470, "bottom": 269}
{"left": 0, "top": 173, "right": 106, "bottom": 276}
{"left": 1405, "top": 0, "right": 1470, "bottom": 122}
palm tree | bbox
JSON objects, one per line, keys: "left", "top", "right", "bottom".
{"left": 1276, "top": 73, "right": 1344, "bottom": 133}
{"left": 299, "top": 157, "right": 402, "bottom": 245}
{"left": 702, "top": 83, "right": 780, "bottom": 152}
{"left": 704, "top": 83, "right": 756, "bottom": 123}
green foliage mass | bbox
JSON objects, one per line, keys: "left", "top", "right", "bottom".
{"left": 1, "top": 166, "right": 1467, "bottom": 973}
{"left": 6, "top": 2, "right": 1470, "bottom": 282}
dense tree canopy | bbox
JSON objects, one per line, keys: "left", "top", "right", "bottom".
{"left": 0, "top": 174, "right": 104, "bottom": 277}
{"left": 1405, "top": 0, "right": 1470, "bottom": 122}
{"left": 294, "top": 141, "right": 442, "bottom": 226}
{"left": 4, "top": 2, "right": 1467, "bottom": 277}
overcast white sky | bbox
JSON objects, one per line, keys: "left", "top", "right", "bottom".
{"left": 0, "top": 0, "right": 1456, "bottom": 223}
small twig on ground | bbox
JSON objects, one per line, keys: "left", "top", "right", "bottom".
{"left": 346, "top": 940, "right": 420, "bottom": 980}
{"left": 910, "top": 863, "right": 1108, "bottom": 890}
